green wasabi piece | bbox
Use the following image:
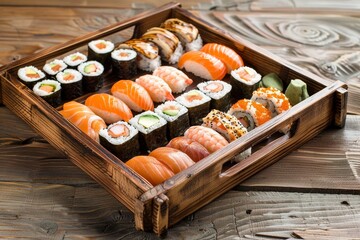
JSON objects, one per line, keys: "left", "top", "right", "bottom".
{"left": 285, "top": 79, "right": 310, "bottom": 106}
{"left": 259, "top": 73, "right": 284, "bottom": 92}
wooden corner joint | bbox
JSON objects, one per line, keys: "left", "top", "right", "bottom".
{"left": 153, "top": 193, "right": 169, "bottom": 237}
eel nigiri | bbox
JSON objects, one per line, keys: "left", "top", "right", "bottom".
{"left": 126, "top": 155, "right": 174, "bottom": 186}
{"left": 167, "top": 136, "right": 210, "bottom": 162}
{"left": 135, "top": 74, "right": 174, "bottom": 103}
{"left": 111, "top": 80, "right": 154, "bottom": 112}
{"left": 85, "top": 93, "right": 133, "bottom": 124}
{"left": 153, "top": 66, "right": 193, "bottom": 93}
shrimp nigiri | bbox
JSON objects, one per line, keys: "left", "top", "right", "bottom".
{"left": 167, "top": 136, "right": 210, "bottom": 162}
{"left": 153, "top": 66, "right": 193, "bottom": 93}
{"left": 135, "top": 74, "right": 174, "bottom": 103}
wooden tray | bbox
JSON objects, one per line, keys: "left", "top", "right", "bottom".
{"left": 0, "top": 2, "right": 348, "bottom": 236}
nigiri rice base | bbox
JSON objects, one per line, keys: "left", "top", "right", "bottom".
{"left": 186, "top": 34, "right": 203, "bottom": 52}
{"left": 138, "top": 55, "right": 161, "bottom": 72}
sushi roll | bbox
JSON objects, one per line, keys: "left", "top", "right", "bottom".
{"left": 99, "top": 121, "right": 140, "bottom": 162}
{"left": 56, "top": 69, "right": 83, "bottom": 100}
{"left": 111, "top": 48, "right": 137, "bottom": 79}
{"left": 197, "top": 80, "right": 232, "bottom": 112}
{"left": 141, "top": 27, "right": 184, "bottom": 64}
{"left": 33, "top": 79, "right": 62, "bottom": 107}
{"left": 77, "top": 60, "right": 104, "bottom": 92}
{"left": 153, "top": 66, "right": 193, "bottom": 94}
{"left": 175, "top": 89, "right": 211, "bottom": 126}
{"left": 117, "top": 39, "right": 161, "bottom": 72}
{"left": 87, "top": 39, "right": 114, "bottom": 71}
{"left": 129, "top": 111, "right": 168, "bottom": 151}
{"left": 43, "top": 59, "right": 67, "bottom": 79}
{"left": 161, "top": 18, "right": 203, "bottom": 52}
{"left": 167, "top": 136, "right": 210, "bottom": 162}
{"left": 17, "top": 66, "right": 45, "bottom": 89}
{"left": 155, "top": 101, "right": 190, "bottom": 139}
{"left": 63, "top": 52, "right": 87, "bottom": 69}
{"left": 228, "top": 99, "right": 272, "bottom": 131}
{"left": 230, "top": 66, "right": 261, "bottom": 99}
{"left": 178, "top": 51, "right": 227, "bottom": 81}
{"left": 135, "top": 74, "right": 174, "bottom": 103}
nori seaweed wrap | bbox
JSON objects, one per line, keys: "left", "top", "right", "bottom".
{"left": 78, "top": 60, "right": 104, "bottom": 92}
{"left": 56, "top": 69, "right": 83, "bottom": 100}
{"left": 87, "top": 39, "right": 114, "bottom": 71}
{"left": 230, "top": 66, "right": 261, "bottom": 99}
{"left": 111, "top": 49, "right": 137, "bottom": 79}
{"left": 197, "top": 80, "right": 232, "bottom": 112}
{"left": 33, "top": 79, "right": 62, "bottom": 107}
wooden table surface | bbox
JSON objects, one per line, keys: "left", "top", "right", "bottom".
{"left": 1, "top": 1, "right": 360, "bottom": 239}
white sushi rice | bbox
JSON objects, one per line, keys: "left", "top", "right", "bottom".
{"left": 197, "top": 81, "right": 232, "bottom": 100}
{"left": 17, "top": 66, "right": 45, "bottom": 82}
{"left": 88, "top": 39, "right": 114, "bottom": 54}
{"left": 230, "top": 66, "right": 261, "bottom": 86}
{"left": 154, "top": 101, "right": 188, "bottom": 122}
{"left": 138, "top": 54, "right": 161, "bottom": 72}
{"left": 175, "top": 89, "right": 211, "bottom": 108}
{"left": 43, "top": 59, "right": 67, "bottom": 75}
{"left": 63, "top": 52, "right": 87, "bottom": 67}
{"left": 129, "top": 111, "right": 167, "bottom": 134}
{"left": 111, "top": 49, "right": 137, "bottom": 61}
{"left": 77, "top": 60, "right": 104, "bottom": 76}
{"left": 186, "top": 34, "right": 203, "bottom": 52}
{"left": 56, "top": 69, "right": 83, "bottom": 84}
{"left": 168, "top": 43, "right": 184, "bottom": 64}
{"left": 99, "top": 121, "right": 138, "bottom": 145}
{"left": 33, "top": 79, "right": 61, "bottom": 96}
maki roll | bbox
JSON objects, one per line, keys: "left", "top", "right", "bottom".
{"left": 129, "top": 111, "right": 168, "bottom": 151}
{"left": 175, "top": 89, "right": 211, "bottom": 126}
{"left": 17, "top": 66, "right": 45, "bottom": 89}
{"left": 155, "top": 101, "right": 190, "bottom": 139}
{"left": 153, "top": 66, "right": 193, "bottom": 94}
{"left": 56, "top": 69, "right": 83, "bottom": 100}
{"left": 33, "top": 79, "right": 61, "bottom": 107}
{"left": 87, "top": 39, "right": 114, "bottom": 71}
{"left": 78, "top": 60, "right": 104, "bottom": 92}
{"left": 63, "top": 52, "right": 87, "bottom": 69}
{"left": 111, "top": 48, "right": 137, "bottom": 79}
{"left": 99, "top": 121, "right": 140, "bottom": 162}
{"left": 197, "top": 80, "right": 232, "bottom": 112}
{"left": 230, "top": 66, "right": 261, "bottom": 99}
{"left": 43, "top": 59, "right": 67, "bottom": 79}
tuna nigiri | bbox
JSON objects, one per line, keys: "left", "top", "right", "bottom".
{"left": 111, "top": 80, "right": 154, "bottom": 112}
{"left": 200, "top": 43, "right": 244, "bottom": 73}
{"left": 149, "top": 147, "right": 195, "bottom": 174}
{"left": 166, "top": 136, "right": 210, "bottom": 162}
{"left": 135, "top": 74, "right": 174, "bottom": 103}
{"left": 184, "top": 125, "right": 229, "bottom": 153}
{"left": 178, "top": 50, "right": 227, "bottom": 80}
{"left": 126, "top": 155, "right": 174, "bottom": 186}
{"left": 85, "top": 93, "right": 133, "bottom": 124}
{"left": 153, "top": 66, "right": 193, "bottom": 93}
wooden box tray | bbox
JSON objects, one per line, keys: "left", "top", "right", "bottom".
{"left": 0, "top": 2, "right": 348, "bottom": 236}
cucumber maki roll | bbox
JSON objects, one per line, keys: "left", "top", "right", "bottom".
{"left": 129, "top": 111, "right": 167, "bottom": 152}
{"left": 33, "top": 79, "right": 61, "bottom": 107}
{"left": 99, "top": 121, "right": 140, "bottom": 162}
{"left": 87, "top": 39, "right": 114, "bottom": 71}
{"left": 78, "top": 60, "right": 104, "bottom": 93}
{"left": 155, "top": 101, "right": 190, "bottom": 139}
{"left": 230, "top": 66, "right": 261, "bottom": 99}
{"left": 63, "top": 52, "right": 87, "bottom": 69}
{"left": 197, "top": 80, "right": 232, "bottom": 112}
{"left": 43, "top": 59, "right": 67, "bottom": 79}
{"left": 56, "top": 69, "right": 83, "bottom": 100}
{"left": 17, "top": 66, "right": 45, "bottom": 89}
{"left": 175, "top": 90, "right": 211, "bottom": 126}
{"left": 111, "top": 49, "right": 137, "bottom": 79}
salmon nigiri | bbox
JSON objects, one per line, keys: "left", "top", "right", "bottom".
{"left": 111, "top": 80, "right": 154, "bottom": 112}
{"left": 126, "top": 156, "right": 174, "bottom": 186}
{"left": 184, "top": 126, "right": 229, "bottom": 153}
{"left": 167, "top": 136, "right": 210, "bottom": 162}
{"left": 60, "top": 101, "right": 106, "bottom": 143}
{"left": 135, "top": 74, "right": 174, "bottom": 103}
{"left": 200, "top": 43, "right": 244, "bottom": 73}
{"left": 149, "top": 147, "right": 195, "bottom": 174}
{"left": 178, "top": 50, "right": 227, "bottom": 80}
{"left": 153, "top": 66, "right": 193, "bottom": 93}
{"left": 85, "top": 93, "right": 133, "bottom": 124}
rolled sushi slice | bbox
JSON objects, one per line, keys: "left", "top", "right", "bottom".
{"left": 228, "top": 99, "right": 272, "bottom": 131}
{"left": 178, "top": 51, "right": 227, "bottom": 81}
{"left": 153, "top": 66, "right": 193, "bottom": 94}
{"left": 43, "top": 59, "right": 67, "bottom": 79}
{"left": 87, "top": 39, "right": 114, "bottom": 71}
{"left": 129, "top": 111, "right": 168, "bottom": 151}
{"left": 167, "top": 136, "right": 210, "bottom": 162}
{"left": 111, "top": 48, "right": 137, "bottom": 79}
{"left": 161, "top": 18, "right": 203, "bottom": 52}
{"left": 78, "top": 60, "right": 104, "bottom": 92}
{"left": 155, "top": 100, "right": 190, "bottom": 139}
{"left": 117, "top": 39, "right": 161, "bottom": 72}
{"left": 135, "top": 74, "right": 174, "bottom": 103}
{"left": 175, "top": 89, "right": 211, "bottom": 126}
{"left": 197, "top": 80, "right": 232, "bottom": 112}
{"left": 141, "top": 27, "right": 184, "bottom": 64}
{"left": 33, "top": 79, "right": 62, "bottom": 107}
{"left": 230, "top": 66, "right": 261, "bottom": 99}
{"left": 99, "top": 121, "right": 140, "bottom": 161}
{"left": 56, "top": 69, "right": 83, "bottom": 100}
{"left": 17, "top": 66, "right": 45, "bottom": 89}
{"left": 63, "top": 52, "right": 87, "bottom": 69}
